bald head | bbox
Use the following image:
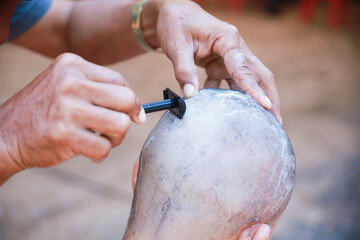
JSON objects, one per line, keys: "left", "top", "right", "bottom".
{"left": 124, "top": 89, "right": 295, "bottom": 240}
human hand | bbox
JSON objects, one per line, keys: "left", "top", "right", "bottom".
{"left": 143, "top": 0, "right": 281, "bottom": 122}
{"left": 0, "top": 53, "right": 145, "bottom": 177}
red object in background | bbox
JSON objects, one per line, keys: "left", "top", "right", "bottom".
{"left": 300, "top": 0, "right": 349, "bottom": 29}
{"left": 226, "top": 0, "right": 246, "bottom": 10}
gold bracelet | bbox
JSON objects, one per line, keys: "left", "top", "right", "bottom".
{"left": 131, "top": 0, "right": 156, "bottom": 51}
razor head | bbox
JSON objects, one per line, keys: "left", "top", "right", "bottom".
{"left": 163, "top": 88, "right": 186, "bottom": 119}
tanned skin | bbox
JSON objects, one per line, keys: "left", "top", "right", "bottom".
{"left": 0, "top": 1, "right": 281, "bottom": 189}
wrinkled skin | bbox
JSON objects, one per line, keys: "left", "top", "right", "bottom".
{"left": 0, "top": 0, "right": 281, "bottom": 185}
{"left": 124, "top": 89, "right": 295, "bottom": 240}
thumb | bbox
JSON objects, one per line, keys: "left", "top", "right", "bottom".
{"left": 170, "top": 49, "right": 199, "bottom": 98}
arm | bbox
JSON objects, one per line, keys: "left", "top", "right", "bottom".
{"left": 0, "top": 53, "right": 145, "bottom": 186}
{"left": 12, "top": 0, "right": 281, "bottom": 121}
{"left": 11, "top": 0, "right": 145, "bottom": 64}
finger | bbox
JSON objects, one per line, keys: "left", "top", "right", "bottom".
{"left": 81, "top": 62, "right": 129, "bottom": 86}
{"left": 225, "top": 50, "right": 272, "bottom": 109}
{"left": 55, "top": 53, "right": 129, "bottom": 86}
{"left": 212, "top": 34, "right": 272, "bottom": 110}
{"left": 205, "top": 56, "right": 279, "bottom": 117}
{"left": 102, "top": 132, "right": 128, "bottom": 148}
{"left": 219, "top": 50, "right": 272, "bottom": 109}
{"left": 246, "top": 54, "right": 282, "bottom": 122}
{"left": 69, "top": 128, "right": 112, "bottom": 162}
{"left": 132, "top": 158, "right": 140, "bottom": 193}
{"left": 204, "top": 77, "right": 221, "bottom": 89}
{"left": 170, "top": 49, "right": 199, "bottom": 98}
{"left": 86, "top": 82, "right": 145, "bottom": 124}
{"left": 67, "top": 80, "right": 145, "bottom": 124}
{"left": 72, "top": 102, "right": 132, "bottom": 146}
{"left": 226, "top": 78, "right": 241, "bottom": 91}
{"left": 96, "top": 133, "right": 126, "bottom": 149}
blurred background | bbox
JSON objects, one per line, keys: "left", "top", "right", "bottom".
{"left": 0, "top": 0, "right": 359, "bottom": 239}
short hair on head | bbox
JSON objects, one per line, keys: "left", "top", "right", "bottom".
{"left": 124, "top": 89, "right": 296, "bottom": 240}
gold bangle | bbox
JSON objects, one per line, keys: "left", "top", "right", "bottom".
{"left": 131, "top": 0, "right": 156, "bottom": 51}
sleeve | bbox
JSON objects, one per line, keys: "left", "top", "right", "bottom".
{"left": 8, "top": 0, "right": 53, "bottom": 41}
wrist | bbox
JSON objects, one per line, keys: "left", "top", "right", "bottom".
{"left": 0, "top": 149, "right": 23, "bottom": 186}
{"left": 141, "top": 0, "right": 162, "bottom": 49}
{"left": 0, "top": 103, "right": 24, "bottom": 185}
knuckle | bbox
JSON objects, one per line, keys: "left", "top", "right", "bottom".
{"left": 106, "top": 114, "right": 131, "bottom": 139}
{"left": 109, "top": 115, "right": 131, "bottom": 139}
{"left": 238, "top": 63, "right": 251, "bottom": 73}
{"left": 175, "top": 66, "right": 196, "bottom": 81}
{"left": 221, "top": 25, "right": 240, "bottom": 43}
{"left": 117, "top": 88, "right": 138, "bottom": 112}
{"left": 48, "top": 96, "right": 70, "bottom": 119}
{"left": 116, "top": 114, "right": 131, "bottom": 132}
{"left": 49, "top": 121, "right": 70, "bottom": 143}
{"left": 58, "top": 74, "right": 78, "bottom": 94}
{"left": 225, "top": 24, "right": 239, "bottom": 35}
{"left": 224, "top": 47, "right": 245, "bottom": 63}
{"left": 46, "top": 98, "right": 77, "bottom": 139}
{"left": 108, "top": 72, "right": 126, "bottom": 85}
{"left": 267, "top": 71, "right": 275, "bottom": 82}
{"left": 248, "top": 55, "right": 259, "bottom": 65}
{"left": 123, "top": 88, "right": 137, "bottom": 106}
{"left": 54, "top": 53, "right": 82, "bottom": 67}
{"left": 175, "top": 68, "right": 190, "bottom": 80}
{"left": 232, "top": 63, "right": 251, "bottom": 78}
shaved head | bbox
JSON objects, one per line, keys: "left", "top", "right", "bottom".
{"left": 124, "top": 89, "right": 296, "bottom": 240}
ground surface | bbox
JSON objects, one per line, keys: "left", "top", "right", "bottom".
{"left": 0, "top": 4, "right": 359, "bottom": 240}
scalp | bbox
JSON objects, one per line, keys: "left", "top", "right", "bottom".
{"left": 124, "top": 89, "right": 295, "bottom": 240}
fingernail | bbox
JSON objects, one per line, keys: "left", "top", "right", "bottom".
{"left": 183, "top": 84, "right": 196, "bottom": 98}
{"left": 263, "top": 95, "right": 272, "bottom": 109}
{"left": 138, "top": 107, "right": 147, "bottom": 124}
{"left": 279, "top": 116, "right": 283, "bottom": 125}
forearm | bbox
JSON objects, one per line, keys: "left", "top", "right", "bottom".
{"left": 12, "top": 0, "right": 161, "bottom": 65}
{"left": 66, "top": 0, "right": 151, "bottom": 65}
